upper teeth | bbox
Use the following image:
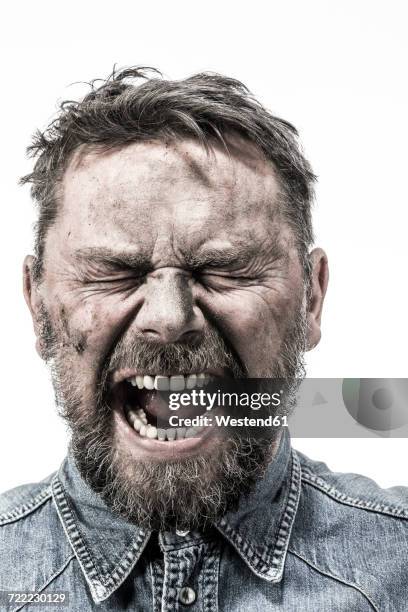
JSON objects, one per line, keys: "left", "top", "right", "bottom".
{"left": 128, "top": 373, "right": 209, "bottom": 391}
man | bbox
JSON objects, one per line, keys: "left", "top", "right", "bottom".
{"left": 0, "top": 67, "right": 406, "bottom": 611}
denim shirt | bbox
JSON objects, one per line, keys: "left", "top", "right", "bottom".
{"left": 1, "top": 432, "right": 407, "bottom": 611}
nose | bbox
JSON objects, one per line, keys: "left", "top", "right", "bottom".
{"left": 134, "top": 268, "right": 205, "bottom": 343}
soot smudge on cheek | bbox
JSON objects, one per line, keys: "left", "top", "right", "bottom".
{"left": 73, "top": 336, "right": 87, "bottom": 354}
{"left": 57, "top": 303, "right": 88, "bottom": 355}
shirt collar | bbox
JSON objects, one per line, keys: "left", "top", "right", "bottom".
{"left": 52, "top": 430, "right": 299, "bottom": 603}
{"left": 52, "top": 456, "right": 151, "bottom": 603}
{"left": 215, "top": 429, "right": 301, "bottom": 582}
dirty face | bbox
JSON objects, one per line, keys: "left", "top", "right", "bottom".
{"left": 24, "top": 138, "right": 328, "bottom": 529}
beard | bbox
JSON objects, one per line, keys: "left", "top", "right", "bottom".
{"left": 38, "top": 303, "right": 307, "bottom": 532}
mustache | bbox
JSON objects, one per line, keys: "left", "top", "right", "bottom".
{"left": 102, "top": 326, "right": 247, "bottom": 386}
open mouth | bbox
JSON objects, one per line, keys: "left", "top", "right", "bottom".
{"left": 110, "top": 372, "right": 215, "bottom": 443}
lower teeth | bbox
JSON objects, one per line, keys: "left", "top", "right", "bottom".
{"left": 126, "top": 407, "right": 204, "bottom": 441}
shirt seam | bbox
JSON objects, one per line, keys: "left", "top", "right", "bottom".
{"left": 158, "top": 536, "right": 215, "bottom": 552}
{"left": 10, "top": 553, "right": 76, "bottom": 612}
{"left": 301, "top": 468, "right": 408, "bottom": 519}
{"left": 149, "top": 561, "right": 161, "bottom": 612}
{"left": 267, "top": 449, "right": 301, "bottom": 574}
{"left": 200, "top": 540, "right": 219, "bottom": 612}
{"left": 0, "top": 487, "right": 52, "bottom": 525}
{"left": 288, "top": 549, "right": 379, "bottom": 612}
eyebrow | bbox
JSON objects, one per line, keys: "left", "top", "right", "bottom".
{"left": 186, "top": 246, "right": 259, "bottom": 268}
{"left": 73, "top": 235, "right": 286, "bottom": 272}
{"left": 73, "top": 247, "right": 152, "bottom": 270}
{"left": 186, "top": 234, "right": 286, "bottom": 269}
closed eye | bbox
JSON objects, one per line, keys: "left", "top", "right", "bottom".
{"left": 197, "top": 269, "right": 262, "bottom": 289}
{"left": 77, "top": 273, "right": 147, "bottom": 297}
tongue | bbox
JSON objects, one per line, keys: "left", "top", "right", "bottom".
{"left": 137, "top": 389, "right": 206, "bottom": 421}
{"left": 138, "top": 389, "right": 170, "bottom": 419}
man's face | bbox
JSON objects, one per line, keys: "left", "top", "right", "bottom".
{"left": 24, "top": 138, "right": 326, "bottom": 530}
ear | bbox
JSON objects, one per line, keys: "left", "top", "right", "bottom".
{"left": 306, "top": 248, "right": 329, "bottom": 351}
{"left": 23, "top": 255, "right": 45, "bottom": 359}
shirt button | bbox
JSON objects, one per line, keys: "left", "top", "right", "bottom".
{"left": 176, "top": 528, "right": 190, "bottom": 536}
{"left": 178, "top": 586, "right": 196, "bottom": 605}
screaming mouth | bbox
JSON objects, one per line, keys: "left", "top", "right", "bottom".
{"left": 110, "top": 372, "right": 216, "bottom": 442}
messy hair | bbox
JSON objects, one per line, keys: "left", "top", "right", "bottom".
{"left": 20, "top": 66, "right": 316, "bottom": 281}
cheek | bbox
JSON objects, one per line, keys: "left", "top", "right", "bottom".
{"left": 48, "top": 293, "right": 135, "bottom": 359}
{"left": 198, "top": 290, "right": 294, "bottom": 375}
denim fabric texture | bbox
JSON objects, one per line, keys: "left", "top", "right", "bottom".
{"left": 1, "top": 431, "right": 407, "bottom": 611}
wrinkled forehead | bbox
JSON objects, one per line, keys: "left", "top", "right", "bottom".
{"left": 58, "top": 138, "right": 283, "bottom": 256}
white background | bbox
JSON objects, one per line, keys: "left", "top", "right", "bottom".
{"left": 0, "top": 1, "right": 407, "bottom": 492}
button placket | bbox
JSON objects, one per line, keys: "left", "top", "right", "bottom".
{"left": 158, "top": 533, "right": 219, "bottom": 612}
{"left": 160, "top": 539, "right": 202, "bottom": 612}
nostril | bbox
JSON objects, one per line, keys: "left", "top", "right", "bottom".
{"left": 140, "top": 326, "right": 202, "bottom": 344}
{"left": 143, "top": 329, "right": 161, "bottom": 338}
{"left": 181, "top": 329, "right": 201, "bottom": 342}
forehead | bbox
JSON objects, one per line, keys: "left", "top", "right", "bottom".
{"left": 58, "top": 139, "right": 282, "bottom": 258}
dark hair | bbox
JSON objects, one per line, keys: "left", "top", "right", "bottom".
{"left": 20, "top": 66, "right": 316, "bottom": 281}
